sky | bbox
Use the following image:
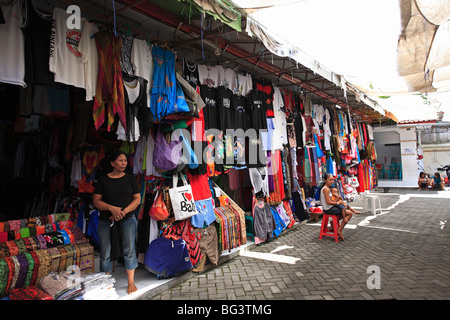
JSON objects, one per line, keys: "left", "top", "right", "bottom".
{"left": 232, "top": 0, "right": 450, "bottom": 122}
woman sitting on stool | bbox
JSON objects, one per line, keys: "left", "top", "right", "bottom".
{"left": 319, "top": 173, "right": 354, "bottom": 241}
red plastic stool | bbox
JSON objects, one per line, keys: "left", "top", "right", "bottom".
{"left": 319, "top": 213, "right": 341, "bottom": 242}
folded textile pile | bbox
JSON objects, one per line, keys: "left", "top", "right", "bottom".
{"left": 38, "top": 270, "right": 117, "bottom": 300}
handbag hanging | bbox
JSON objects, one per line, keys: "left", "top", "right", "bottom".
{"left": 169, "top": 173, "right": 198, "bottom": 221}
{"left": 153, "top": 127, "right": 182, "bottom": 172}
{"left": 149, "top": 189, "right": 170, "bottom": 221}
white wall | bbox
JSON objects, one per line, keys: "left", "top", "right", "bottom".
{"left": 373, "top": 125, "right": 418, "bottom": 188}
{"left": 398, "top": 126, "right": 419, "bottom": 187}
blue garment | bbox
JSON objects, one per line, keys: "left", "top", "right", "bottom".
{"left": 144, "top": 237, "right": 192, "bottom": 277}
{"left": 97, "top": 214, "right": 138, "bottom": 272}
{"left": 77, "top": 203, "right": 85, "bottom": 231}
{"left": 338, "top": 113, "right": 345, "bottom": 136}
{"left": 270, "top": 205, "right": 286, "bottom": 237}
{"left": 191, "top": 198, "right": 216, "bottom": 228}
{"left": 313, "top": 133, "right": 325, "bottom": 159}
{"left": 326, "top": 156, "right": 334, "bottom": 174}
{"left": 151, "top": 46, "right": 189, "bottom": 121}
{"left": 86, "top": 210, "right": 100, "bottom": 247}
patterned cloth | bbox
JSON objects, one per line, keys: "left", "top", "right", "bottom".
{"left": 93, "top": 31, "right": 126, "bottom": 131}
{"left": 9, "top": 286, "right": 53, "bottom": 300}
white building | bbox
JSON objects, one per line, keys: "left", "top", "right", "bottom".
{"left": 373, "top": 120, "right": 450, "bottom": 188}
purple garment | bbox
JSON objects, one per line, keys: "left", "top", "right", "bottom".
{"left": 267, "top": 151, "right": 274, "bottom": 191}
{"left": 153, "top": 128, "right": 182, "bottom": 171}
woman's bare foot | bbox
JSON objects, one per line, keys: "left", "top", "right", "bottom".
{"left": 128, "top": 282, "right": 137, "bottom": 294}
{"left": 338, "top": 231, "right": 344, "bottom": 241}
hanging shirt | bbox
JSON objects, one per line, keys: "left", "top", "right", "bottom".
{"left": 272, "top": 85, "right": 287, "bottom": 149}
{"left": 150, "top": 46, "right": 178, "bottom": 121}
{"left": 231, "top": 94, "right": 248, "bottom": 168}
{"left": 217, "top": 86, "right": 234, "bottom": 133}
{"left": 22, "top": 0, "right": 54, "bottom": 86}
{"left": 236, "top": 72, "right": 253, "bottom": 96}
{"left": 49, "top": 7, "right": 86, "bottom": 88}
{"left": 253, "top": 201, "right": 275, "bottom": 241}
{"left": 198, "top": 64, "right": 222, "bottom": 88}
{"left": 131, "top": 38, "right": 152, "bottom": 108}
{"left": 182, "top": 58, "right": 199, "bottom": 88}
{"left": 78, "top": 21, "right": 99, "bottom": 101}
{"left": 323, "top": 108, "right": 332, "bottom": 151}
{"left": 246, "top": 89, "right": 268, "bottom": 136}
{"left": 199, "top": 84, "right": 218, "bottom": 132}
{"left": 219, "top": 66, "right": 236, "bottom": 92}
{"left": 0, "top": 0, "right": 26, "bottom": 87}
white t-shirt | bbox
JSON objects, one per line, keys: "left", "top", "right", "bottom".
{"left": 273, "top": 86, "right": 287, "bottom": 148}
{"left": 237, "top": 73, "right": 253, "bottom": 96}
{"left": 219, "top": 67, "right": 236, "bottom": 91}
{"left": 78, "top": 21, "right": 99, "bottom": 101}
{"left": 323, "top": 109, "right": 332, "bottom": 151}
{"left": 131, "top": 39, "right": 152, "bottom": 108}
{"left": 198, "top": 64, "right": 221, "bottom": 88}
{"left": 0, "top": 0, "right": 26, "bottom": 87}
{"left": 49, "top": 7, "right": 86, "bottom": 88}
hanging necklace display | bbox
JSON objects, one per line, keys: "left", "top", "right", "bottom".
{"left": 185, "top": 59, "right": 197, "bottom": 73}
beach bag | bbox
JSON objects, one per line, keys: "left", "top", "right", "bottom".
{"left": 169, "top": 173, "right": 198, "bottom": 221}
{"left": 149, "top": 189, "right": 170, "bottom": 221}
{"left": 153, "top": 128, "right": 182, "bottom": 172}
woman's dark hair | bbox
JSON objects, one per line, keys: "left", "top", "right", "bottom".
{"left": 323, "top": 173, "right": 334, "bottom": 181}
{"left": 419, "top": 172, "right": 425, "bottom": 178}
{"left": 108, "top": 150, "right": 126, "bottom": 164}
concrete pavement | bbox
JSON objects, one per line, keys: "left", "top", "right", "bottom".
{"left": 145, "top": 188, "right": 450, "bottom": 301}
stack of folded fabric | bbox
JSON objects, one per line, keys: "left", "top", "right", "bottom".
{"left": 37, "top": 271, "right": 118, "bottom": 300}
{"left": 0, "top": 213, "right": 94, "bottom": 299}
{"left": 79, "top": 273, "right": 118, "bottom": 300}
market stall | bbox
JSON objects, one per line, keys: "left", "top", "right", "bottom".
{"left": 0, "top": 0, "right": 384, "bottom": 300}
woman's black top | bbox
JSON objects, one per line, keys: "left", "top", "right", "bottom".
{"left": 94, "top": 173, "right": 139, "bottom": 220}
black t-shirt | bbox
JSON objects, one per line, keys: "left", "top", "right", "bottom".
{"left": 231, "top": 94, "right": 248, "bottom": 131}
{"left": 217, "top": 86, "right": 234, "bottom": 133}
{"left": 199, "top": 84, "right": 218, "bottom": 131}
{"left": 94, "top": 173, "right": 139, "bottom": 220}
{"left": 247, "top": 89, "right": 268, "bottom": 135}
{"left": 22, "top": 1, "right": 55, "bottom": 85}
{"left": 183, "top": 58, "right": 200, "bottom": 89}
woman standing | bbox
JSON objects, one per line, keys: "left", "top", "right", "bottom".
{"left": 93, "top": 151, "right": 141, "bottom": 294}
{"left": 320, "top": 173, "right": 353, "bottom": 240}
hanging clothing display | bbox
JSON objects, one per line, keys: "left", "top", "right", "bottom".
{"left": 0, "top": 3, "right": 384, "bottom": 300}
{"left": 22, "top": 0, "right": 54, "bottom": 86}
{"left": 0, "top": 0, "right": 26, "bottom": 87}
{"left": 78, "top": 21, "right": 99, "bottom": 101}
{"left": 49, "top": 7, "right": 86, "bottom": 89}
{"left": 92, "top": 31, "right": 126, "bottom": 131}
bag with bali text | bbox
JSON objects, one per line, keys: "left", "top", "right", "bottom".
{"left": 169, "top": 173, "right": 198, "bottom": 221}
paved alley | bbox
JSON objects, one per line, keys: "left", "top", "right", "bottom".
{"left": 148, "top": 189, "right": 450, "bottom": 301}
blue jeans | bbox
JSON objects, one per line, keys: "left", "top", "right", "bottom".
{"left": 97, "top": 215, "right": 138, "bottom": 272}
